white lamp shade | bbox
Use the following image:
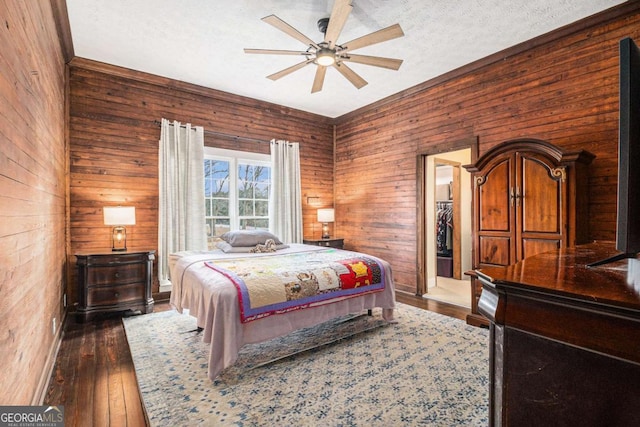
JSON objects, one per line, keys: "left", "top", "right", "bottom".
{"left": 103, "top": 206, "right": 136, "bottom": 225}
{"left": 317, "top": 208, "right": 335, "bottom": 223}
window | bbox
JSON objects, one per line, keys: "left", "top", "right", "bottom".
{"left": 204, "top": 147, "right": 271, "bottom": 249}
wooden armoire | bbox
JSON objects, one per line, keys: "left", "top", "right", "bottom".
{"left": 464, "top": 139, "right": 594, "bottom": 326}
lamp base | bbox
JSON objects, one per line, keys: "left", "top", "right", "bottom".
{"left": 321, "top": 222, "right": 330, "bottom": 239}
{"left": 111, "top": 226, "right": 127, "bottom": 251}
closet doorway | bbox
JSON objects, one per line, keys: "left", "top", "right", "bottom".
{"left": 417, "top": 143, "right": 475, "bottom": 308}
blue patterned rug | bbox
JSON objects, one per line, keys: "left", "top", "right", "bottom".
{"left": 123, "top": 303, "right": 489, "bottom": 426}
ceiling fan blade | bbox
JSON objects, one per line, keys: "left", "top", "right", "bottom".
{"left": 341, "top": 54, "right": 403, "bottom": 70}
{"left": 311, "top": 66, "right": 328, "bottom": 93}
{"left": 267, "top": 59, "right": 314, "bottom": 81}
{"left": 333, "top": 62, "right": 367, "bottom": 89}
{"left": 244, "top": 48, "right": 311, "bottom": 56}
{"left": 341, "top": 23, "right": 404, "bottom": 52}
{"left": 324, "top": 0, "right": 352, "bottom": 49}
{"left": 262, "top": 15, "right": 319, "bottom": 49}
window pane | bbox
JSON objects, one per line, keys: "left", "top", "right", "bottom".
{"left": 240, "top": 218, "right": 269, "bottom": 230}
{"left": 239, "top": 200, "right": 253, "bottom": 216}
{"left": 205, "top": 152, "right": 271, "bottom": 234}
{"left": 204, "top": 160, "right": 213, "bottom": 197}
{"left": 206, "top": 218, "right": 214, "bottom": 250}
{"left": 211, "top": 160, "right": 230, "bottom": 179}
{"left": 213, "top": 167, "right": 229, "bottom": 180}
{"left": 214, "top": 219, "right": 230, "bottom": 235}
{"left": 238, "top": 180, "right": 253, "bottom": 198}
{"left": 206, "top": 160, "right": 229, "bottom": 182}
{"left": 238, "top": 164, "right": 252, "bottom": 180}
{"left": 255, "top": 183, "right": 269, "bottom": 199}
{"left": 206, "top": 218, "right": 231, "bottom": 249}
{"left": 255, "top": 200, "right": 269, "bottom": 216}
{"left": 213, "top": 199, "right": 229, "bottom": 216}
{"left": 255, "top": 166, "right": 270, "bottom": 182}
{"left": 214, "top": 179, "right": 229, "bottom": 197}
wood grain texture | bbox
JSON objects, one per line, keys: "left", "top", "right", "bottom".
{"left": 0, "top": 0, "right": 67, "bottom": 404}
{"left": 43, "top": 298, "right": 469, "bottom": 426}
{"left": 333, "top": 6, "right": 640, "bottom": 292}
{"left": 4, "top": 0, "right": 640, "bottom": 406}
{"left": 68, "top": 58, "right": 335, "bottom": 305}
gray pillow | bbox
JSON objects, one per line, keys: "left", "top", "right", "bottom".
{"left": 220, "top": 230, "right": 284, "bottom": 247}
{"left": 216, "top": 241, "right": 289, "bottom": 253}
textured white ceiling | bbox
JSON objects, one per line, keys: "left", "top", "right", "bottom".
{"left": 66, "top": 0, "right": 625, "bottom": 118}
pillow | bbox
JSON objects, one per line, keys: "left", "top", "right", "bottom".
{"left": 220, "top": 230, "right": 284, "bottom": 247}
{"left": 216, "top": 242, "right": 254, "bottom": 253}
{"left": 216, "top": 241, "right": 290, "bottom": 253}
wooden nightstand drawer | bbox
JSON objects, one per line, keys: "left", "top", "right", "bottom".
{"left": 303, "top": 238, "right": 344, "bottom": 249}
{"left": 87, "top": 263, "right": 145, "bottom": 285}
{"left": 76, "top": 250, "right": 155, "bottom": 322}
{"left": 86, "top": 282, "right": 145, "bottom": 306}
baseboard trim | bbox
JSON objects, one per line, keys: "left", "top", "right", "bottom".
{"left": 33, "top": 311, "right": 67, "bottom": 405}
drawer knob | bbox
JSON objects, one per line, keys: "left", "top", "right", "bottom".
{"left": 114, "top": 272, "right": 120, "bottom": 278}
{"left": 114, "top": 292, "right": 120, "bottom": 298}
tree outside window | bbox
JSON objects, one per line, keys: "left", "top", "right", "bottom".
{"left": 204, "top": 151, "right": 271, "bottom": 250}
{"left": 204, "top": 158, "right": 230, "bottom": 244}
{"left": 238, "top": 164, "right": 270, "bottom": 231}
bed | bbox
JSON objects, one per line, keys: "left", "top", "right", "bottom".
{"left": 168, "top": 239, "right": 396, "bottom": 381}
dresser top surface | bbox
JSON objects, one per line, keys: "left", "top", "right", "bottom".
{"left": 478, "top": 242, "right": 640, "bottom": 312}
{"left": 75, "top": 249, "right": 156, "bottom": 257}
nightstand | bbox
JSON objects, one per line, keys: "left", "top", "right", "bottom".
{"left": 303, "top": 238, "right": 344, "bottom": 249}
{"left": 75, "top": 250, "right": 155, "bottom": 322}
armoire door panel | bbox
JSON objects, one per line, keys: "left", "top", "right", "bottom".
{"left": 479, "top": 235, "right": 512, "bottom": 266}
{"left": 478, "top": 159, "right": 511, "bottom": 232}
{"left": 521, "top": 238, "right": 561, "bottom": 260}
{"left": 520, "top": 157, "right": 562, "bottom": 234}
{"left": 464, "top": 139, "right": 594, "bottom": 327}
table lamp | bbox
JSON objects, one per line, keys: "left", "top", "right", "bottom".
{"left": 317, "top": 208, "right": 335, "bottom": 239}
{"left": 103, "top": 206, "right": 136, "bottom": 251}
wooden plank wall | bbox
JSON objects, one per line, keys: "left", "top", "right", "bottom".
{"left": 334, "top": 6, "right": 640, "bottom": 293}
{"left": 0, "top": 1, "right": 67, "bottom": 404}
{"left": 68, "top": 59, "right": 334, "bottom": 304}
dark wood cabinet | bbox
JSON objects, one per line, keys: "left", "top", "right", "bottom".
{"left": 76, "top": 250, "right": 155, "bottom": 322}
{"left": 464, "top": 139, "right": 593, "bottom": 326}
{"left": 303, "top": 238, "right": 344, "bottom": 249}
{"left": 476, "top": 243, "right": 640, "bottom": 426}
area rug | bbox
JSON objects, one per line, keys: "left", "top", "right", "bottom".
{"left": 123, "top": 303, "right": 489, "bottom": 426}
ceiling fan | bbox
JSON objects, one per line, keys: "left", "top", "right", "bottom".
{"left": 244, "top": 0, "right": 404, "bottom": 93}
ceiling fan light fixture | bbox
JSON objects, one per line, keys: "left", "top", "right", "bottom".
{"left": 316, "top": 48, "right": 335, "bottom": 66}
{"left": 245, "top": 0, "right": 404, "bottom": 92}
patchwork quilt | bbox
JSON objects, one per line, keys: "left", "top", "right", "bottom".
{"left": 205, "top": 249, "right": 385, "bottom": 322}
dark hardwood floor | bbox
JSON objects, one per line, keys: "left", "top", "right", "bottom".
{"left": 44, "top": 292, "right": 472, "bottom": 426}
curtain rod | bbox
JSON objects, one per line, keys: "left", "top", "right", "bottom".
{"left": 154, "top": 120, "right": 271, "bottom": 145}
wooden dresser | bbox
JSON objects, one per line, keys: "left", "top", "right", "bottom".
{"left": 464, "top": 139, "right": 594, "bottom": 326}
{"left": 477, "top": 242, "right": 640, "bottom": 426}
{"left": 76, "top": 250, "right": 155, "bottom": 322}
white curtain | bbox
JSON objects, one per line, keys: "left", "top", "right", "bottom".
{"left": 270, "top": 139, "right": 303, "bottom": 243}
{"left": 158, "top": 118, "right": 207, "bottom": 289}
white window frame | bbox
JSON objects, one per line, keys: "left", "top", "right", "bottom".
{"left": 204, "top": 147, "right": 271, "bottom": 240}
